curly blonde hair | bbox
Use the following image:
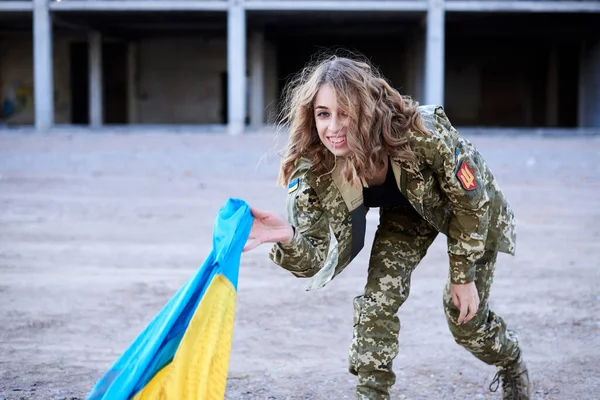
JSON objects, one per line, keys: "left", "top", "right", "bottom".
{"left": 277, "top": 54, "right": 427, "bottom": 188}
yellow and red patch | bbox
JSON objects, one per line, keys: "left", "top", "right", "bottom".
{"left": 456, "top": 161, "right": 477, "bottom": 191}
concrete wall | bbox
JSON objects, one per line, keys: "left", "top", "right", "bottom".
{"left": 0, "top": 34, "right": 74, "bottom": 125}
{"left": 0, "top": 33, "right": 551, "bottom": 127}
{"left": 444, "top": 36, "right": 568, "bottom": 127}
{"left": 1, "top": 35, "right": 35, "bottom": 125}
{"left": 135, "top": 35, "right": 278, "bottom": 125}
{"left": 136, "top": 37, "right": 227, "bottom": 124}
{"left": 1, "top": 28, "right": 596, "bottom": 128}
{"left": 1, "top": 34, "right": 273, "bottom": 126}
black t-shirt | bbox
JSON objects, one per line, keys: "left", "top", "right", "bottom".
{"left": 363, "top": 160, "right": 412, "bottom": 208}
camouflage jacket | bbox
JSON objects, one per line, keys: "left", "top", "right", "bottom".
{"left": 269, "top": 105, "right": 516, "bottom": 290}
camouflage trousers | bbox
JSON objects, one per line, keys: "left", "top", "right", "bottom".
{"left": 348, "top": 204, "right": 521, "bottom": 400}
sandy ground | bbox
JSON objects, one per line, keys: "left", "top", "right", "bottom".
{"left": 0, "top": 130, "right": 599, "bottom": 400}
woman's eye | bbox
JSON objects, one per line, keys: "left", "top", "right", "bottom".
{"left": 317, "top": 112, "right": 329, "bottom": 118}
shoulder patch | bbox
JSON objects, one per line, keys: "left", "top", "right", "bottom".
{"left": 288, "top": 178, "right": 299, "bottom": 194}
{"left": 456, "top": 160, "right": 477, "bottom": 191}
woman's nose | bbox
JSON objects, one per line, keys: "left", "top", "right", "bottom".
{"left": 329, "top": 117, "right": 340, "bottom": 133}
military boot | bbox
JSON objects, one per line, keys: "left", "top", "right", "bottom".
{"left": 489, "top": 353, "right": 532, "bottom": 400}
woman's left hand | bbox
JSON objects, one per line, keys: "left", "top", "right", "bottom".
{"left": 450, "top": 282, "right": 480, "bottom": 325}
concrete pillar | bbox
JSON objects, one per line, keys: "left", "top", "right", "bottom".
{"left": 227, "top": 0, "right": 246, "bottom": 135}
{"left": 33, "top": 0, "right": 54, "bottom": 131}
{"left": 127, "top": 42, "right": 138, "bottom": 124}
{"left": 89, "top": 31, "right": 103, "bottom": 127}
{"left": 545, "top": 46, "right": 559, "bottom": 127}
{"left": 250, "top": 31, "right": 265, "bottom": 128}
{"left": 578, "top": 38, "right": 600, "bottom": 128}
{"left": 424, "top": 0, "right": 445, "bottom": 106}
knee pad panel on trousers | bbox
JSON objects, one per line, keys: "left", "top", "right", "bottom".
{"left": 445, "top": 307, "right": 521, "bottom": 366}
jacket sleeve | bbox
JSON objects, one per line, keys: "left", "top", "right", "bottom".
{"left": 422, "top": 107, "right": 491, "bottom": 284}
{"left": 268, "top": 176, "right": 330, "bottom": 278}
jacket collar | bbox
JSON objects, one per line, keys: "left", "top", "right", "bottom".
{"left": 390, "top": 156, "right": 424, "bottom": 215}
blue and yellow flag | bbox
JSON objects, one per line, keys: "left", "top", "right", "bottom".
{"left": 87, "top": 198, "right": 253, "bottom": 400}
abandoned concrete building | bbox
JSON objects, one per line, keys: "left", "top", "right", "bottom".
{"left": 0, "top": 0, "right": 599, "bottom": 134}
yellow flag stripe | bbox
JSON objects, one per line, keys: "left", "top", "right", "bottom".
{"left": 133, "top": 274, "right": 237, "bottom": 400}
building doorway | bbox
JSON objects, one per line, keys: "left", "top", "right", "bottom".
{"left": 69, "top": 41, "right": 128, "bottom": 125}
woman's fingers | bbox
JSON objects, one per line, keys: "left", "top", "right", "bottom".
{"left": 249, "top": 206, "right": 269, "bottom": 219}
{"left": 458, "top": 299, "right": 480, "bottom": 325}
{"left": 243, "top": 238, "right": 263, "bottom": 252}
{"left": 465, "top": 299, "right": 480, "bottom": 324}
{"left": 458, "top": 302, "right": 469, "bottom": 325}
{"left": 451, "top": 282, "right": 480, "bottom": 325}
{"left": 451, "top": 290, "right": 460, "bottom": 309}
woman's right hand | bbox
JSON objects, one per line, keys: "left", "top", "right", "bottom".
{"left": 243, "top": 207, "right": 294, "bottom": 252}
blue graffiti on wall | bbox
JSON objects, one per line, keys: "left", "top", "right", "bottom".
{"left": 1, "top": 82, "right": 33, "bottom": 120}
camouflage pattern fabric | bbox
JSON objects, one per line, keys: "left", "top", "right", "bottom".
{"left": 268, "top": 105, "right": 523, "bottom": 399}
{"left": 396, "top": 105, "right": 516, "bottom": 284}
{"left": 269, "top": 172, "right": 331, "bottom": 278}
{"left": 270, "top": 105, "right": 517, "bottom": 289}
{"left": 349, "top": 204, "right": 438, "bottom": 399}
{"left": 269, "top": 158, "right": 358, "bottom": 286}
{"left": 349, "top": 206, "right": 520, "bottom": 399}
{"left": 443, "top": 250, "right": 520, "bottom": 369}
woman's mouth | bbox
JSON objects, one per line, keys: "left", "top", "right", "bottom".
{"left": 328, "top": 136, "right": 346, "bottom": 147}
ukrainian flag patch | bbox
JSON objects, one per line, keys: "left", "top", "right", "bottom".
{"left": 288, "top": 178, "right": 299, "bottom": 194}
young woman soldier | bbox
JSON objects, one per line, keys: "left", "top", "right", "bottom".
{"left": 243, "top": 55, "right": 532, "bottom": 400}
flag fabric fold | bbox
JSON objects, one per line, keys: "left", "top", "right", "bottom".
{"left": 87, "top": 198, "right": 253, "bottom": 400}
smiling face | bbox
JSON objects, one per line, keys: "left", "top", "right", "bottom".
{"left": 313, "top": 84, "right": 351, "bottom": 157}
